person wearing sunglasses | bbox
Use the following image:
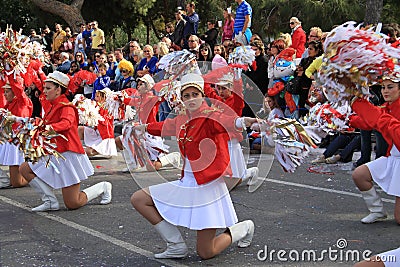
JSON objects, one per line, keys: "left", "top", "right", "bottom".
{"left": 136, "top": 45, "right": 158, "bottom": 78}
{"left": 301, "top": 26, "right": 322, "bottom": 59}
{"left": 289, "top": 17, "right": 306, "bottom": 58}
{"left": 201, "top": 21, "right": 219, "bottom": 51}
{"left": 116, "top": 59, "right": 135, "bottom": 91}
{"left": 197, "top": 43, "right": 213, "bottom": 62}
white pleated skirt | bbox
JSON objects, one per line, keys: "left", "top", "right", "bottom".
{"left": 84, "top": 127, "right": 118, "bottom": 156}
{"left": 0, "top": 143, "right": 24, "bottom": 166}
{"left": 149, "top": 158, "right": 238, "bottom": 230}
{"left": 228, "top": 139, "right": 246, "bottom": 179}
{"left": 378, "top": 247, "right": 400, "bottom": 267}
{"left": 367, "top": 145, "right": 400, "bottom": 197}
{"left": 29, "top": 151, "right": 94, "bottom": 189}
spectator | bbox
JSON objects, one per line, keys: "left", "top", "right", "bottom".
{"left": 136, "top": 45, "right": 158, "bottom": 77}
{"left": 41, "top": 25, "right": 53, "bottom": 52}
{"left": 301, "top": 26, "right": 322, "bottom": 58}
{"left": 202, "top": 20, "right": 219, "bottom": 51}
{"left": 222, "top": 39, "right": 234, "bottom": 60}
{"left": 116, "top": 60, "right": 135, "bottom": 91}
{"left": 75, "top": 23, "right": 87, "bottom": 58}
{"left": 221, "top": 8, "right": 234, "bottom": 42}
{"left": 114, "top": 48, "right": 124, "bottom": 63}
{"left": 187, "top": 35, "right": 200, "bottom": 58}
{"left": 91, "top": 21, "right": 105, "bottom": 56}
{"left": 164, "top": 22, "right": 175, "bottom": 43}
{"left": 56, "top": 52, "right": 71, "bottom": 74}
{"left": 106, "top": 53, "right": 118, "bottom": 81}
{"left": 75, "top": 51, "right": 87, "bottom": 69}
{"left": 92, "top": 63, "right": 111, "bottom": 100}
{"left": 233, "top": 0, "right": 253, "bottom": 45}
{"left": 41, "top": 50, "right": 56, "bottom": 75}
{"left": 52, "top": 23, "right": 66, "bottom": 52}
{"left": 173, "top": 10, "right": 186, "bottom": 49}
{"left": 83, "top": 22, "right": 92, "bottom": 59}
{"left": 212, "top": 44, "right": 227, "bottom": 70}
{"left": 246, "top": 40, "right": 269, "bottom": 95}
{"left": 68, "top": 61, "right": 80, "bottom": 77}
{"left": 289, "top": 17, "right": 307, "bottom": 58}
{"left": 124, "top": 40, "right": 141, "bottom": 66}
{"left": 198, "top": 43, "right": 213, "bottom": 62}
{"left": 29, "top": 29, "right": 42, "bottom": 44}
{"left": 182, "top": 2, "right": 199, "bottom": 49}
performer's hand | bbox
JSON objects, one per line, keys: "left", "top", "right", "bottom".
{"left": 243, "top": 117, "right": 257, "bottom": 127}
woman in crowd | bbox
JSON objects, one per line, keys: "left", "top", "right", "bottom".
{"left": 131, "top": 73, "right": 255, "bottom": 259}
{"left": 198, "top": 43, "right": 213, "bottom": 62}
{"left": 221, "top": 8, "right": 234, "bottom": 42}
{"left": 68, "top": 60, "right": 80, "bottom": 77}
{"left": 289, "top": 17, "right": 306, "bottom": 58}
{"left": 350, "top": 71, "right": 400, "bottom": 224}
{"left": 212, "top": 44, "right": 228, "bottom": 70}
{"left": 136, "top": 45, "right": 158, "bottom": 78}
{"left": 267, "top": 39, "right": 286, "bottom": 89}
{"left": 75, "top": 51, "right": 87, "bottom": 69}
{"left": 0, "top": 78, "right": 32, "bottom": 188}
{"left": 202, "top": 20, "right": 219, "bottom": 51}
{"left": 19, "top": 71, "right": 112, "bottom": 211}
{"left": 246, "top": 40, "right": 269, "bottom": 95}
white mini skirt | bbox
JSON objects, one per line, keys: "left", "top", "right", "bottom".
{"left": 84, "top": 127, "right": 118, "bottom": 156}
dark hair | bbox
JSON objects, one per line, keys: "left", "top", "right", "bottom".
{"left": 98, "top": 63, "right": 107, "bottom": 69}
{"left": 308, "top": 40, "right": 324, "bottom": 57}
{"left": 188, "top": 2, "right": 195, "bottom": 8}
{"left": 198, "top": 43, "right": 213, "bottom": 61}
{"left": 70, "top": 60, "right": 80, "bottom": 71}
{"left": 214, "top": 44, "right": 226, "bottom": 58}
{"left": 49, "top": 81, "right": 68, "bottom": 95}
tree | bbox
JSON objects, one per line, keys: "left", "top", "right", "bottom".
{"left": 364, "top": 0, "right": 383, "bottom": 25}
{"left": 29, "top": 0, "right": 85, "bottom": 32}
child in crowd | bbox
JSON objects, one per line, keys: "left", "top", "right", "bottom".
{"left": 92, "top": 63, "right": 111, "bottom": 100}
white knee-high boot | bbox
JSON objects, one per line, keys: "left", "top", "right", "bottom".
{"left": 0, "top": 168, "right": 10, "bottom": 188}
{"left": 29, "top": 177, "right": 60, "bottom": 212}
{"left": 360, "top": 187, "right": 387, "bottom": 224}
{"left": 243, "top": 167, "right": 259, "bottom": 185}
{"left": 153, "top": 220, "right": 188, "bottom": 259}
{"left": 227, "top": 220, "right": 255, "bottom": 248}
{"left": 83, "top": 181, "right": 112, "bottom": 204}
{"left": 159, "top": 152, "right": 181, "bottom": 168}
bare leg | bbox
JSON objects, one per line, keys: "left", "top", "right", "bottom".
{"left": 9, "top": 165, "right": 28, "bottom": 187}
{"left": 19, "top": 162, "right": 36, "bottom": 182}
{"left": 352, "top": 165, "right": 374, "bottom": 191}
{"left": 153, "top": 161, "right": 162, "bottom": 171}
{"left": 115, "top": 136, "right": 123, "bottom": 150}
{"left": 395, "top": 197, "right": 400, "bottom": 225}
{"left": 131, "top": 188, "right": 163, "bottom": 225}
{"left": 196, "top": 229, "right": 232, "bottom": 260}
{"left": 61, "top": 183, "right": 88, "bottom": 210}
{"left": 78, "top": 126, "right": 85, "bottom": 140}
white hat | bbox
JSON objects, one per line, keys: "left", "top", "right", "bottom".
{"left": 137, "top": 74, "right": 155, "bottom": 89}
{"left": 215, "top": 72, "right": 234, "bottom": 87}
{"left": 382, "top": 65, "right": 400, "bottom": 83}
{"left": 180, "top": 73, "right": 204, "bottom": 94}
{"left": 45, "top": 71, "right": 70, "bottom": 88}
{"left": 97, "top": 87, "right": 113, "bottom": 96}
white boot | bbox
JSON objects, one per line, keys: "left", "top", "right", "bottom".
{"left": 360, "top": 187, "right": 387, "bottom": 224}
{"left": 153, "top": 220, "right": 188, "bottom": 259}
{"left": 159, "top": 152, "right": 181, "bottom": 168}
{"left": 243, "top": 167, "right": 259, "bottom": 186}
{"left": 83, "top": 181, "right": 112, "bottom": 204}
{"left": 29, "top": 178, "right": 60, "bottom": 212}
{"left": 0, "top": 170, "right": 11, "bottom": 188}
{"left": 228, "top": 220, "right": 255, "bottom": 248}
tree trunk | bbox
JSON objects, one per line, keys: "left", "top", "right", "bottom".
{"left": 30, "top": 0, "right": 85, "bottom": 32}
{"left": 364, "top": 0, "right": 383, "bottom": 25}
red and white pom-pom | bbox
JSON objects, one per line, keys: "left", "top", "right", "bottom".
{"left": 72, "top": 94, "right": 104, "bottom": 127}
{"left": 305, "top": 102, "right": 352, "bottom": 134}
{"left": 317, "top": 21, "right": 400, "bottom": 105}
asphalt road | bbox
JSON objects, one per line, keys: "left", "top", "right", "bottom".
{"left": 1, "top": 145, "right": 399, "bottom": 267}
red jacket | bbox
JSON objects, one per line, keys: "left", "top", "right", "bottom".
{"left": 290, "top": 26, "right": 306, "bottom": 58}
{"left": 96, "top": 105, "right": 114, "bottom": 139}
{"left": 351, "top": 98, "right": 400, "bottom": 156}
{"left": 123, "top": 89, "right": 160, "bottom": 123}
{"left": 147, "top": 102, "right": 242, "bottom": 185}
{"left": 6, "top": 76, "right": 33, "bottom": 117}
{"left": 44, "top": 94, "right": 85, "bottom": 154}
{"left": 204, "top": 82, "right": 244, "bottom": 141}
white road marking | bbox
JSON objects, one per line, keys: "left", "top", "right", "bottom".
{"left": 0, "top": 195, "right": 189, "bottom": 267}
